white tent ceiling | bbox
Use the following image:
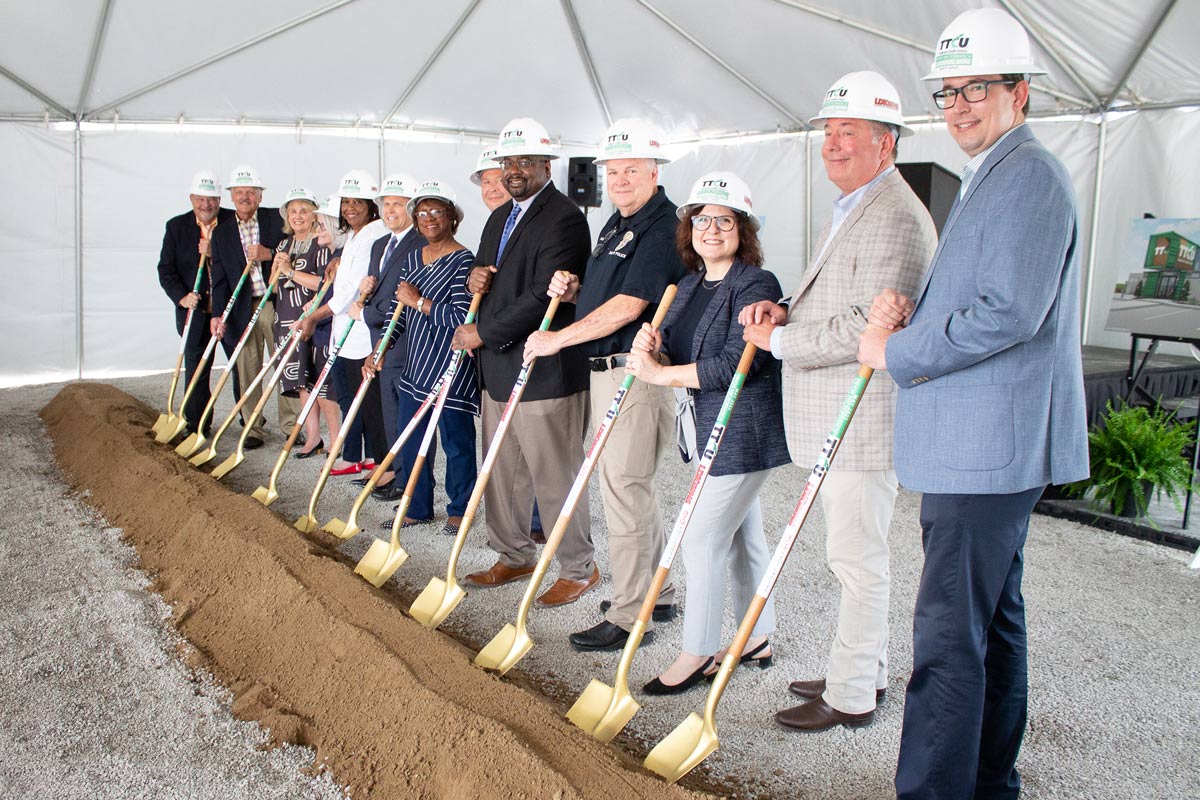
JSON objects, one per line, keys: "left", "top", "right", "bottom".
{"left": 2, "top": 0, "right": 1196, "bottom": 141}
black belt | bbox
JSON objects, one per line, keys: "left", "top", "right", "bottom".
{"left": 589, "top": 354, "right": 629, "bottom": 372}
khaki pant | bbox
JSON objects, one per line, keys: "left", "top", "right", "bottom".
{"left": 589, "top": 368, "right": 674, "bottom": 631}
{"left": 819, "top": 467, "right": 898, "bottom": 714}
{"left": 481, "top": 391, "right": 594, "bottom": 582}
{"left": 234, "top": 298, "right": 276, "bottom": 439}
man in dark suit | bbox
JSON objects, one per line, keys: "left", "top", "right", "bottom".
{"left": 361, "top": 173, "right": 425, "bottom": 498}
{"left": 210, "top": 165, "right": 285, "bottom": 448}
{"left": 156, "top": 170, "right": 235, "bottom": 435}
{"left": 453, "top": 117, "right": 598, "bottom": 599}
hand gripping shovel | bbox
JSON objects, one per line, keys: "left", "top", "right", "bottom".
{"left": 250, "top": 291, "right": 365, "bottom": 506}
{"left": 326, "top": 293, "right": 482, "bottom": 541}
{"left": 644, "top": 363, "right": 875, "bottom": 783}
{"left": 293, "top": 293, "right": 410, "bottom": 533}
{"left": 176, "top": 265, "right": 279, "bottom": 457}
{"left": 155, "top": 258, "right": 255, "bottom": 444}
{"left": 567, "top": 342, "right": 758, "bottom": 742}
{"left": 409, "top": 298, "right": 562, "bottom": 628}
{"left": 152, "top": 245, "right": 212, "bottom": 437}
{"left": 474, "top": 286, "right": 677, "bottom": 675}
{"left": 201, "top": 278, "right": 332, "bottom": 471}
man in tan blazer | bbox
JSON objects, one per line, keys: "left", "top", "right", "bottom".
{"left": 742, "top": 71, "right": 936, "bottom": 732}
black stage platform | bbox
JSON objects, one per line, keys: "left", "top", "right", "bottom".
{"left": 1080, "top": 343, "right": 1200, "bottom": 426}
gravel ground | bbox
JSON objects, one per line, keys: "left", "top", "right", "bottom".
{"left": 3, "top": 373, "right": 1199, "bottom": 799}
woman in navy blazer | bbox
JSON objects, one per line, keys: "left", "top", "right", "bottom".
{"left": 627, "top": 173, "right": 789, "bottom": 694}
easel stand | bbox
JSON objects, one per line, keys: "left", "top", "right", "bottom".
{"left": 1124, "top": 334, "right": 1200, "bottom": 556}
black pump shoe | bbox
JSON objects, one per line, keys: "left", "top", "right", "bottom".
{"left": 705, "top": 639, "right": 773, "bottom": 680}
{"left": 294, "top": 440, "right": 325, "bottom": 459}
{"left": 643, "top": 657, "right": 716, "bottom": 696}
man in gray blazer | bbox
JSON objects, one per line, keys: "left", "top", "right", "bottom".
{"left": 859, "top": 9, "right": 1088, "bottom": 798}
{"left": 742, "top": 71, "right": 935, "bottom": 732}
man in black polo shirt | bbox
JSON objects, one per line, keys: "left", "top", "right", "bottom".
{"left": 524, "top": 119, "right": 686, "bottom": 649}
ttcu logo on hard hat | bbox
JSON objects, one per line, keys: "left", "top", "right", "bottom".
{"left": 607, "top": 133, "right": 630, "bottom": 143}
{"left": 938, "top": 34, "right": 970, "bottom": 52}
{"left": 702, "top": 179, "right": 728, "bottom": 188}
{"left": 505, "top": 130, "right": 522, "bottom": 138}
{"left": 825, "top": 87, "right": 848, "bottom": 99}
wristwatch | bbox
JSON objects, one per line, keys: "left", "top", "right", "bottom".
{"left": 417, "top": 297, "right": 425, "bottom": 313}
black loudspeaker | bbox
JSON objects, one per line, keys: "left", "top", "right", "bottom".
{"left": 897, "top": 162, "right": 961, "bottom": 236}
{"left": 568, "top": 156, "right": 600, "bottom": 207}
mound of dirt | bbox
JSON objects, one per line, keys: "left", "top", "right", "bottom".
{"left": 42, "top": 383, "right": 718, "bottom": 800}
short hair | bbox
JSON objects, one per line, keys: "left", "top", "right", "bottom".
{"left": 338, "top": 198, "right": 380, "bottom": 233}
{"left": 867, "top": 120, "right": 901, "bottom": 160}
{"left": 280, "top": 200, "right": 318, "bottom": 236}
{"left": 1002, "top": 74, "right": 1032, "bottom": 116}
{"left": 675, "top": 205, "right": 764, "bottom": 273}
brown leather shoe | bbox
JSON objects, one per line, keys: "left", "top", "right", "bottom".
{"left": 788, "top": 678, "right": 886, "bottom": 703}
{"left": 535, "top": 566, "right": 599, "bottom": 607}
{"left": 464, "top": 560, "right": 536, "bottom": 587}
{"left": 774, "top": 698, "right": 875, "bottom": 732}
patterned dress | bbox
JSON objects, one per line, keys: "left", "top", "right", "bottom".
{"left": 272, "top": 235, "right": 334, "bottom": 397}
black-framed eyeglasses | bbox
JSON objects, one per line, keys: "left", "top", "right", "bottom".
{"left": 691, "top": 214, "right": 736, "bottom": 232}
{"left": 500, "top": 157, "right": 546, "bottom": 171}
{"left": 415, "top": 207, "right": 448, "bottom": 219}
{"left": 932, "top": 79, "right": 1018, "bottom": 110}
{"left": 592, "top": 227, "right": 619, "bottom": 258}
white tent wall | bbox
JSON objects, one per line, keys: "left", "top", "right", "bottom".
{"left": 0, "top": 123, "right": 77, "bottom": 386}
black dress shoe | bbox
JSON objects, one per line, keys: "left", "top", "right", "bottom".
{"left": 293, "top": 439, "right": 325, "bottom": 459}
{"left": 570, "top": 620, "right": 646, "bottom": 652}
{"left": 643, "top": 657, "right": 715, "bottom": 696}
{"left": 774, "top": 698, "right": 875, "bottom": 732}
{"left": 600, "top": 599, "right": 677, "bottom": 623}
{"left": 244, "top": 436, "right": 264, "bottom": 450}
{"left": 371, "top": 482, "right": 404, "bottom": 501}
{"left": 789, "top": 678, "right": 886, "bottom": 703}
{"left": 351, "top": 476, "right": 371, "bottom": 487}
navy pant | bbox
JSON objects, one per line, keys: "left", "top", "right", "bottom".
{"left": 396, "top": 391, "right": 477, "bottom": 521}
{"left": 179, "top": 310, "right": 214, "bottom": 433}
{"left": 895, "top": 486, "right": 1044, "bottom": 800}
{"left": 330, "top": 357, "right": 386, "bottom": 463}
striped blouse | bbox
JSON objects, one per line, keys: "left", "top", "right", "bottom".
{"left": 390, "top": 246, "right": 480, "bottom": 414}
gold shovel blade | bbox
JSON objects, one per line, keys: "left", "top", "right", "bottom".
{"left": 566, "top": 678, "right": 641, "bottom": 743}
{"left": 294, "top": 514, "right": 320, "bottom": 533}
{"left": 251, "top": 485, "right": 278, "bottom": 506}
{"left": 188, "top": 445, "right": 217, "bottom": 467}
{"left": 175, "top": 432, "right": 202, "bottom": 457}
{"left": 321, "top": 517, "right": 360, "bottom": 540}
{"left": 408, "top": 576, "right": 466, "bottom": 629}
{"left": 353, "top": 538, "right": 409, "bottom": 587}
{"left": 210, "top": 452, "right": 243, "bottom": 480}
{"left": 151, "top": 412, "right": 172, "bottom": 436}
{"left": 643, "top": 711, "right": 717, "bottom": 783}
{"left": 473, "top": 623, "right": 532, "bottom": 675}
{"left": 154, "top": 417, "right": 187, "bottom": 444}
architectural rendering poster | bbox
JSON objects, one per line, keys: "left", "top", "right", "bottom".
{"left": 1104, "top": 217, "right": 1200, "bottom": 340}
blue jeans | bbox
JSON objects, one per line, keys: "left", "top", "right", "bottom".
{"left": 396, "top": 391, "right": 477, "bottom": 520}
{"left": 895, "top": 486, "right": 1044, "bottom": 800}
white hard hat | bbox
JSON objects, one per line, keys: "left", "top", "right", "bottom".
{"left": 923, "top": 8, "right": 1045, "bottom": 81}
{"left": 226, "top": 164, "right": 265, "bottom": 190}
{"left": 189, "top": 170, "right": 222, "bottom": 197}
{"left": 336, "top": 169, "right": 378, "bottom": 200}
{"left": 278, "top": 187, "right": 320, "bottom": 218}
{"left": 317, "top": 195, "right": 340, "bottom": 220}
{"left": 469, "top": 147, "right": 501, "bottom": 185}
{"left": 406, "top": 180, "right": 464, "bottom": 223}
{"left": 677, "top": 171, "right": 760, "bottom": 231}
{"left": 494, "top": 117, "right": 559, "bottom": 160}
{"left": 810, "top": 71, "right": 913, "bottom": 137}
{"left": 594, "top": 118, "right": 671, "bottom": 164}
{"left": 376, "top": 173, "right": 420, "bottom": 202}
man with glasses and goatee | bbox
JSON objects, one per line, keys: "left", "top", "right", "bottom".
{"left": 454, "top": 118, "right": 598, "bottom": 606}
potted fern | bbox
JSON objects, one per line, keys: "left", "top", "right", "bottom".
{"left": 1065, "top": 400, "right": 1197, "bottom": 518}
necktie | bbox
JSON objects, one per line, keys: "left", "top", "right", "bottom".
{"left": 381, "top": 234, "right": 398, "bottom": 276}
{"left": 496, "top": 204, "right": 521, "bottom": 261}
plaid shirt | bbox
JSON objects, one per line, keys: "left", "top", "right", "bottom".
{"left": 237, "top": 215, "right": 266, "bottom": 297}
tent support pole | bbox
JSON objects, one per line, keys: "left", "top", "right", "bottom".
{"left": 74, "top": 121, "right": 84, "bottom": 379}
{"left": 378, "top": 133, "right": 385, "bottom": 185}
{"left": 1082, "top": 114, "right": 1108, "bottom": 343}
{"left": 804, "top": 131, "right": 812, "bottom": 265}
